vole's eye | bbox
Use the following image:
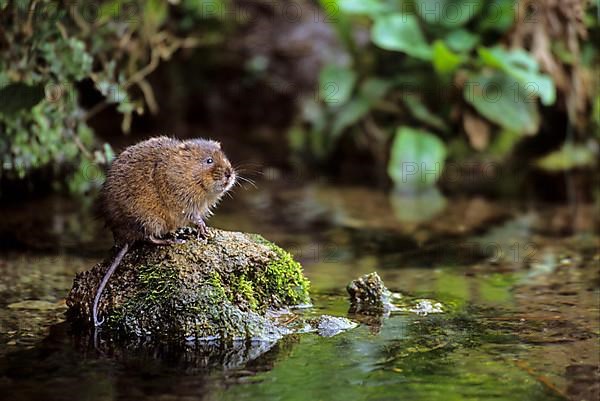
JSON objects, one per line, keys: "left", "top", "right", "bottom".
{"left": 206, "top": 158, "right": 214, "bottom": 165}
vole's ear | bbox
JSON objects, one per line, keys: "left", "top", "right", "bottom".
{"left": 212, "top": 140, "right": 221, "bottom": 149}
{"left": 178, "top": 142, "right": 190, "bottom": 151}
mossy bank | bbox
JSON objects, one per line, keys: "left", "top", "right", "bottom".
{"left": 66, "top": 228, "right": 310, "bottom": 342}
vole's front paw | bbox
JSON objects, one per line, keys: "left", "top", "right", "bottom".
{"left": 195, "top": 220, "right": 209, "bottom": 240}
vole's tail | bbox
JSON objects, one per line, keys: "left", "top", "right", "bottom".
{"left": 92, "top": 243, "right": 129, "bottom": 327}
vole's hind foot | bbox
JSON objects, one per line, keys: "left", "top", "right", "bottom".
{"left": 148, "top": 235, "right": 186, "bottom": 245}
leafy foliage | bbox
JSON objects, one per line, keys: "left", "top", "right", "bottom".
{"left": 536, "top": 143, "right": 597, "bottom": 172}
{"left": 0, "top": 0, "right": 223, "bottom": 190}
{"left": 463, "top": 72, "right": 540, "bottom": 135}
{"left": 295, "top": 0, "right": 598, "bottom": 189}
{"left": 388, "top": 127, "right": 446, "bottom": 191}
{"left": 1, "top": 0, "right": 597, "bottom": 192}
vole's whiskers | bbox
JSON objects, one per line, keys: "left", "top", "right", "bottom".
{"left": 234, "top": 162, "right": 263, "bottom": 170}
{"left": 237, "top": 175, "right": 258, "bottom": 189}
{"left": 237, "top": 175, "right": 256, "bottom": 185}
{"left": 233, "top": 163, "right": 264, "bottom": 177}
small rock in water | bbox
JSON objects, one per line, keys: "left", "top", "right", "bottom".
{"left": 347, "top": 272, "right": 394, "bottom": 315}
{"left": 312, "top": 315, "right": 358, "bottom": 337}
{"left": 408, "top": 300, "right": 444, "bottom": 316}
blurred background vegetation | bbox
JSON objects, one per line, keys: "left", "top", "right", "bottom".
{"left": 0, "top": 0, "right": 598, "bottom": 196}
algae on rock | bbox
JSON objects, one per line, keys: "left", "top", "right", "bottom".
{"left": 66, "top": 228, "right": 310, "bottom": 342}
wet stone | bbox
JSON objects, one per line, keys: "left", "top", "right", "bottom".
{"left": 311, "top": 315, "right": 358, "bottom": 337}
{"left": 66, "top": 228, "right": 310, "bottom": 343}
{"left": 347, "top": 272, "right": 393, "bottom": 315}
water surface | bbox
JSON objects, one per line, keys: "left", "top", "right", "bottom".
{"left": 0, "top": 184, "right": 598, "bottom": 401}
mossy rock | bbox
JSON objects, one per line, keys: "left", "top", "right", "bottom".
{"left": 66, "top": 228, "right": 310, "bottom": 342}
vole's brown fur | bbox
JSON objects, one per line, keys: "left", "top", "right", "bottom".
{"left": 92, "top": 136, "right": 236, "bottom": 326}
{"left": 99, "top": 136, "right": 235, "bottom": 244}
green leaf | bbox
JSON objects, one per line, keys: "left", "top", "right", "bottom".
{"left": 330, "top": 97, "right": 370, "bottom": 138}
{"left": 103, "top": 143, "right": 116, "bottom": 163}
{"left": 99, "top": 0, "right": 128, "bottom": 24}
{"left": 553, "top": 40, "right": 577, "bottom": 64}
{"left": 182, "top": 0, "right": 227, "bottom": 20}
{"left": 478, "top": 0, "right": 515, "bottom": 33}
{"left": 478, "top": 46, "right": 537, "bottom": 72}
{"left": 432, "top": 40, "right": 465, "bottom": 75}
{"left": 338, "top": 0, "right": 388, "bottom": 15}
{"left": 300, "top": 97, "right": 327, "bottom": 141}
{"left": 371, "top": 14, "right": 432, "bottom": 60}
{"left": 287, "top": 125, "right": 306, "bottom": 153}
{"left": 581, "top": 42, "right": 598, "bottom": 67}
{"left": 445, "top": 29, "right": 480, "bottom": 52}
{"left": 522, "top": 75, "right": 555, "bottom": 106}
{"left": 117, "top": 98, "right": 134, "bottom": 114}
{"left": 464, "top": 72, "right": 540, "bottom": 135}
{"left": 388, "top": 127, "right": 447, "bottom": 190}
{"left": 145, "top": 0, "right": 168, "bottom": 29}
{"left": 478, "top": 46, "right": 556, "bottom": 105}
{"left": 536, "top": 143, "right": 597, "bottom": 171}
{"left": 319, "top": 64, "right": 357, "bottom": 105}
{"left": 328, "top": 78, "right": 391, "bottom": 138}
{"left": 403, "top": 96, "right": 448, "bottom": 131}
{"left": 0, "top": 83, "right": 45, "bottom": 115}
{"left": 41, "top": 38, "right": 93, "bottom": 81}
{"left": 488, "top": 129, "right": 521, "bottom": 158}
{"left": 359, "top": 78, "right": 392, "bottom": 102}
{"left": 415, "top": 0, "right": 483, "bottom": 27}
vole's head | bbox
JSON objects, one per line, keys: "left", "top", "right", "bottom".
{"left": 182, "top": 139, "right": 236, "bottom": 196}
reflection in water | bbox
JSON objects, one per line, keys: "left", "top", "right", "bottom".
{"left": 0, "top": 184, "right": 598, "bottom": 401}
{"left": 0, "top": 322, "right": 297, "bottom": 401}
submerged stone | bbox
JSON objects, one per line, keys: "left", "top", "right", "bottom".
{"left": 66, "top": 228, "right": 310, "bottom": 343}
{"left": 311, "top": 315, "right": 358, "bottom": 337}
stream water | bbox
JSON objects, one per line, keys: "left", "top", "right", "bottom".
{"left": 0, "top": 182, "right": 598, "bottom": 401}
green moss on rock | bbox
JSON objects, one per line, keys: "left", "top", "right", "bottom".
{"left": 66, "top": 228, "right": 310, "bottom": 342}
{"left": 263, "top": 241, "right": 311, "bottom": 305}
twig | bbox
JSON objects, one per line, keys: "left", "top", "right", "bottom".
{"left": 23, "top": 0, "right": 38, "bottom": 38}
{"left": 84, "top": 31, "right": 205, "bottom": 122}
{"left": 71, "top": 3, "right": 91, "bottom": 34}
{"left": 123, "top": 48, "right": 160, "bottom": 90}
{"left": 513, "top": 359, "right": 568, "bottom": 399}
{"left": 66, "top": 126, "right": 94, "bottom": 161}
{"left": 137, "top": 79, "right": 158, "bottom": 114}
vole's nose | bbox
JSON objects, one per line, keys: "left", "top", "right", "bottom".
{"left": 225, "top": 168, "right": 232, "bottom": 179}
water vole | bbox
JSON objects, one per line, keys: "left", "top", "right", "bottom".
{"left": 93, "top": 136, "right": 236, "bottom": 326}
